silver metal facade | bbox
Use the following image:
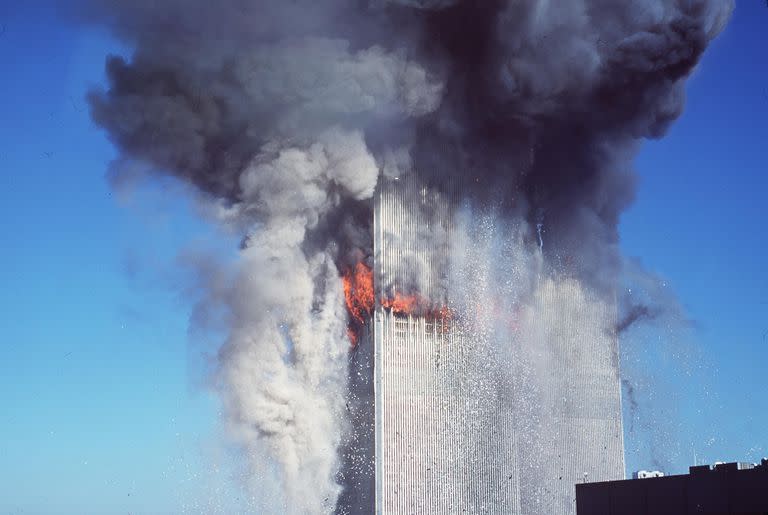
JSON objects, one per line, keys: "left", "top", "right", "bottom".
{"left": 373, "top": 312, "right": 523, "bottom": 514}
{"left": 371, "top": 176, "right": 624, "bottom": 514}
{"left": 514, "top": 279, "right": 624, "bottom": 515}
{"left": 372, "top": 175, "right": 522, "bottom": 514}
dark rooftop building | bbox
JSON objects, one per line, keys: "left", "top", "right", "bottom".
{"left": 576, "top": 459, "right": 768, "bottom": 515}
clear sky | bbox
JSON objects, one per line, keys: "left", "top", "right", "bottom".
{"left": 0, "top": 2, "right": 765, "bottom": 514}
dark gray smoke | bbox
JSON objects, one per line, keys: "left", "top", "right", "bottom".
{"left": 617, "top": 303, "right": 660, "bottom": 334}
{"left": 617, "top": 256, "right": 692, "bottom": 335}
{"left": 80, "top": 0, "right": 732, "bottom": 512}
{"left": 622, "top": 378, "right": 639, "bottom": 432}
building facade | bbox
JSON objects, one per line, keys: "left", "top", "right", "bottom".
{"left": 345, "top": 175, "right": 625, "bottom": 514}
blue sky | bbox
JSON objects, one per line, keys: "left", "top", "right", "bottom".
{"left": 619, "top": 0, "right": 768, "bottom": 474}
{"left": 0, "top": 4, "right": 245, "bottom": 514}
{"left": 0, "top": 2, "right": 765, "bottom": 513}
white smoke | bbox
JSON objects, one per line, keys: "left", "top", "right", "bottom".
{"left": 208, "top": 129, "right": 383, "bottom": 512}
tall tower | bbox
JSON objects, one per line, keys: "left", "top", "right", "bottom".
{"left": 338, "top": 174, "right": 624, "bottom": 514}
{"left": 512, "top": 279, "right": 625, "bottom": 514}
{"left": 372, "top": 175, "right": 522, "bottom": 514}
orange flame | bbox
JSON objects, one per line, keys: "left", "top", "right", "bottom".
{"left": 343, "top": 262, "right": 374, "bottom": 323}
{"left": 381, "top": 292, "right": 420, "bottom": 314}
{"left": 342, "top": 261, "right": 453, "bottom": 345}
{"left": 382, "top": 292, "right": 453, "bottom": 321}
{"left": 342, "top": 262, "right": 374, "bottom": 346}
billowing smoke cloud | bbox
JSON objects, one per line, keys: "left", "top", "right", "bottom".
{"left": 81, "top": 0, "right": 732, "bottom": 512}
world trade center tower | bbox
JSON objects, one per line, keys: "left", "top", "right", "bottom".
{"left": 338, "top": 174, "right": 624, "bottom": 515}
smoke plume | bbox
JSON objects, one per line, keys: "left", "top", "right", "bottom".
{"left": 81, "top": 0, "right": 732, "bottom": 512}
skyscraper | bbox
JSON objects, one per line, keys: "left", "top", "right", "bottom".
{"left": 513, "top": 278, "right": 625, "bottom": 513}
{"left": 372, "top": 175, "right": 522, "bottom": 514}
{"left": 339, "top": 174, "right": 624, "bottom": 514}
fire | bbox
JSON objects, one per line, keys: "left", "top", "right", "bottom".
{"left": 381, "top": 292, "right": 419, "bottom": 314}
{"left": 382, "top": 292, "right": 453, "bottom": 321}
{"left": 341, "top": 261, "right": 453, "bottom": 346}
{"left": 342, "top": 262, "right": 374, "bottom": 324}
{"left": 381, "top": 292, "right": 425, "bottom": 315}
{"left": 342, "top": 261, "right": 374, "bottom": 346}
